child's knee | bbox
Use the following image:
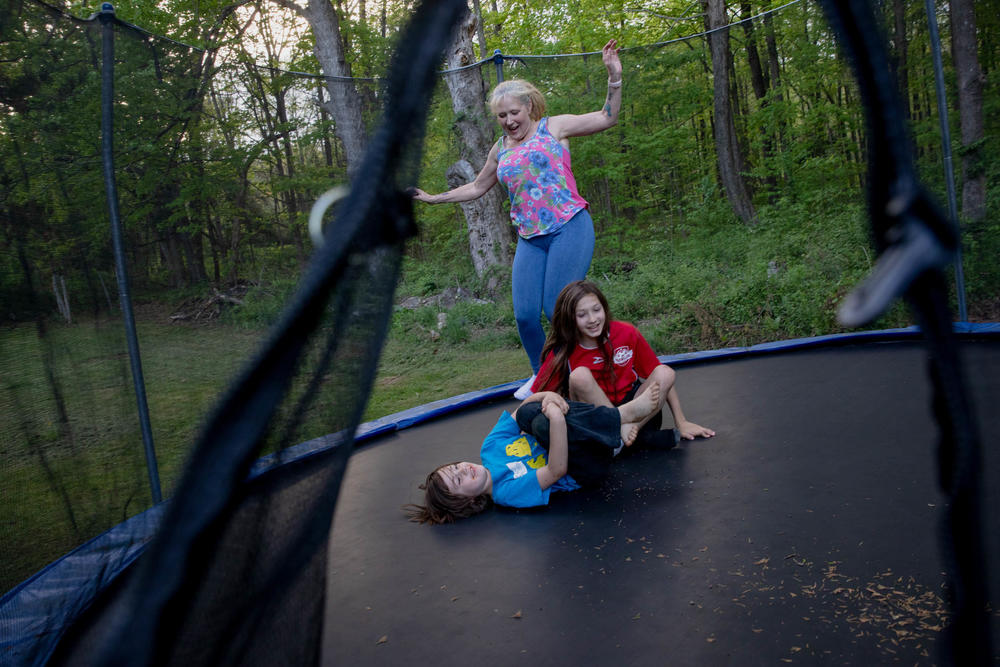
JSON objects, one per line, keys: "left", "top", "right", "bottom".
{"left": 568, "top": 366, "right": 597, "bottom": 390}
{"left": 650, "top": 364, "right": 675, "bottom": 389}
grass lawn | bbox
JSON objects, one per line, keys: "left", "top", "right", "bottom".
{"left": 0, "top": 305, "right": 531, "bottom": 593}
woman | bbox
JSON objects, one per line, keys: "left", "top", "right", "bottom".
{"left": 413, "top": 39, "right": 623, "bottom": 399}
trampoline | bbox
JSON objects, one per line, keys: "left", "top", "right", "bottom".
{"left": 322, "top": 336, "right": 1000, "bottom": 665}
{"left": 2, "top": 0, "right": 997, "bottom": 664}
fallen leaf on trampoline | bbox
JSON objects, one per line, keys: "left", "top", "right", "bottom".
{"left": 511, "top": 610, "right": 522, "bottom": 619}
{"left": 376, "top": 635, "right": 388, "bottom": 645}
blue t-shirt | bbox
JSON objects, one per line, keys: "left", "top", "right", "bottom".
{"left": 481, "top": 412, "right": 580, "bottom": 508}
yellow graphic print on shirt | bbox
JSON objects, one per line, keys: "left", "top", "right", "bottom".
{"left": 506, "top": 436, "right": 531, "bottom": 458}
{"left": 506, "top": 436, "right": 547, "bottom": 469}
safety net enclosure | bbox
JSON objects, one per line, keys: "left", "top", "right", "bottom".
{"left": 1, "top": 0, "right": 998, "bottom": 665}
{"left": 2, "top": 0, "right": 459, "bottom": 662}
{"left": 2, "top": 0, "right": 382, "bottom": 599}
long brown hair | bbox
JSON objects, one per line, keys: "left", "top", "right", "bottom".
{"left": 536, "top": 281, "right": 614, "bottom": 396}
{"left": 403, "top": 463, "right": 493, "bottom": 524}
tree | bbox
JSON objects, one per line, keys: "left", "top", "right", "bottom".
{"left": 889, "top": 0, "right": 911, "bottom": 121}
{"left": 270, "top": 0, "right": 367, "bottom": 176}
{"left": 949, "top": 0, "right": 986, "bottom": 222}
{"left": 740, "top": 1, "right": 778, "bottom": 197}
{"left": 440, "top": 6, "right": 514, "bottom": 284}
{"left": 703, "top": 0, "right": 756, "bottom": 224}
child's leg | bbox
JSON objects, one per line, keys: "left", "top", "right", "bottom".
{"left": 517, "top": 388, "right": 661, "bottom": 455}
{"left": 631, "top": 365, "right": 675, "bottom": 432}
{"left": 568, "top": 366, "right": 615, "bottom": 406}
{"left": 647, "top": 363, "right": 714, "bottom": 440}
{"left": 516, "top": 401, "right": 620, "bottom": 450}
{"left": 515, "top": 390, "right": 657, "bottom": 486}
{"left": 516, "top": 401, "right": 618, "bottom": 486}
{"left": 617, "top": 382, "right": 661, "bottom": 446}
{"left": 569, "top": 367, "right": 642, "bottom": 442}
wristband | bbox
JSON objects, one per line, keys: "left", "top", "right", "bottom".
{"left": 608, "top": 79, "right": 622, "bottom": 88}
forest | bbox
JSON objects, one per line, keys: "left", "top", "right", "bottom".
{"left": 2, "top": 0, "right": 997, "bottom": 326}
{"left": 0, "top": 0, "right": 998, "bottom": 593}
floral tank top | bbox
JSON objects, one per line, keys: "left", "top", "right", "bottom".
{"left": 496, "top": 117, "right": 589, "bottom": 238}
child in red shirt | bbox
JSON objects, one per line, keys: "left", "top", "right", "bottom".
{"left": 531, "top": 280, "right": 715, "bottom": 445}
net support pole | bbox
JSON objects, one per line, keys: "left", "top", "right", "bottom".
{"left": 493, "top": 49, "right": 504, "bottom": 82}
{"left": 923, "top": 0, "right": 968, "bottom": 322}
{"left": 99, "top": 3, "right": 162, "bottom": 505}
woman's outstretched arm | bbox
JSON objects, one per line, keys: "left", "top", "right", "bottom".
{"left": 413, "top": 143, "right": 500, "bottom": 203}
{"left": 548, "top": 39, "right": 623, "bottom": 140}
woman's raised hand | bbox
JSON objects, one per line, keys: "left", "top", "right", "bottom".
{"left": 602, "top": 39, "right": 622, "bottom": 80}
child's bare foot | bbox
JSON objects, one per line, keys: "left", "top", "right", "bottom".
{"left": 619, "top": 382, "right": 660, "bottom": 423}
{"left": 621, "top": 422, "right": 640, "bottom": 447}
{"left": 618, "top": 383, "right": 661, "bottom": 445}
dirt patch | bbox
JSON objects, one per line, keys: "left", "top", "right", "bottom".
{"left": 167, "top": 281, "right": 255, "bottom": 324}
{"left": 968, "top": 297, "right": 1000, "bottom": 322}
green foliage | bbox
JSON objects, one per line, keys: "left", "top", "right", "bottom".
{"left": 583, "top": 189, "right": 888, "bottom": 352}
{"left": 221, "top": 276, "right": 300, "bottom": 329}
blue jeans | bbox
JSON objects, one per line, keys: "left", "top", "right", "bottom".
{"left": 511, "top": 208, "right": 595, "bottom": 372}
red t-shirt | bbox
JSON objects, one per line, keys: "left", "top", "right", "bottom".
{"left": 531, "top": 321, "right": 661, "bottom": 404}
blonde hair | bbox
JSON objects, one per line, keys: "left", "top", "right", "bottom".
{"left": 489, "top": 80, "right": 546, "bottom": 121}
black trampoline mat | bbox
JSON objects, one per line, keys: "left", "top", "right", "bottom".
{"left": 322, "top": 340, "right": 1000, "bottom": 665}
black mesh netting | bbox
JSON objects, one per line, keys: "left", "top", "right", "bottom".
{"left": 1, "top": 0, "right": 465, "bottom": 664}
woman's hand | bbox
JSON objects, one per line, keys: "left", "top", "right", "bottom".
{"left": 602, "top": 39, "right": 622, "bottom": 80}
{"left": 411, "top": 187, "right": 434, "bottom": 203}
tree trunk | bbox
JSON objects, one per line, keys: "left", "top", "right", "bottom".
{"left": 441, "top": 7, "right": 514, "bottom": 282}
{"left": 471, "top": 0, "right": 488, "bottom": 59}
{"left": 302, "top": 0, "right": 367, "bottom": 177}
{"left": 52, "top": 274, "right": 71, "bottom": 323}
{"left": 274, "top": 84, "right": 306, "bottom": 262}
{"left": 763, "top": 12, "right": 782, "bottom": 98}
{"left": 741, "top": 2, "right": 768, "bottom": 100}
{"left": 741, "top": 2, "right": 777, "bottom": 198}
{"left": 891, "top": 0, "right": 911, "bottom": 121}
{"left": 703, "top": 0, "right": 757, "bottom": 224}
{"left": 949, "top": 0, "right": 986, "bottom": 222}
{"left": 182, "top": 231, "right": 208, "bottom": 283}
{"left": 160, "top": 234, "right": 186, "bottom": 289}
{"left": 317, "top": 82, "right": 335, "bottom": 170}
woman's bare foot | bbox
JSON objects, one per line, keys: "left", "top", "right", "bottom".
{"left": 618, "top": 382, "right": 661, "bottom": 445}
